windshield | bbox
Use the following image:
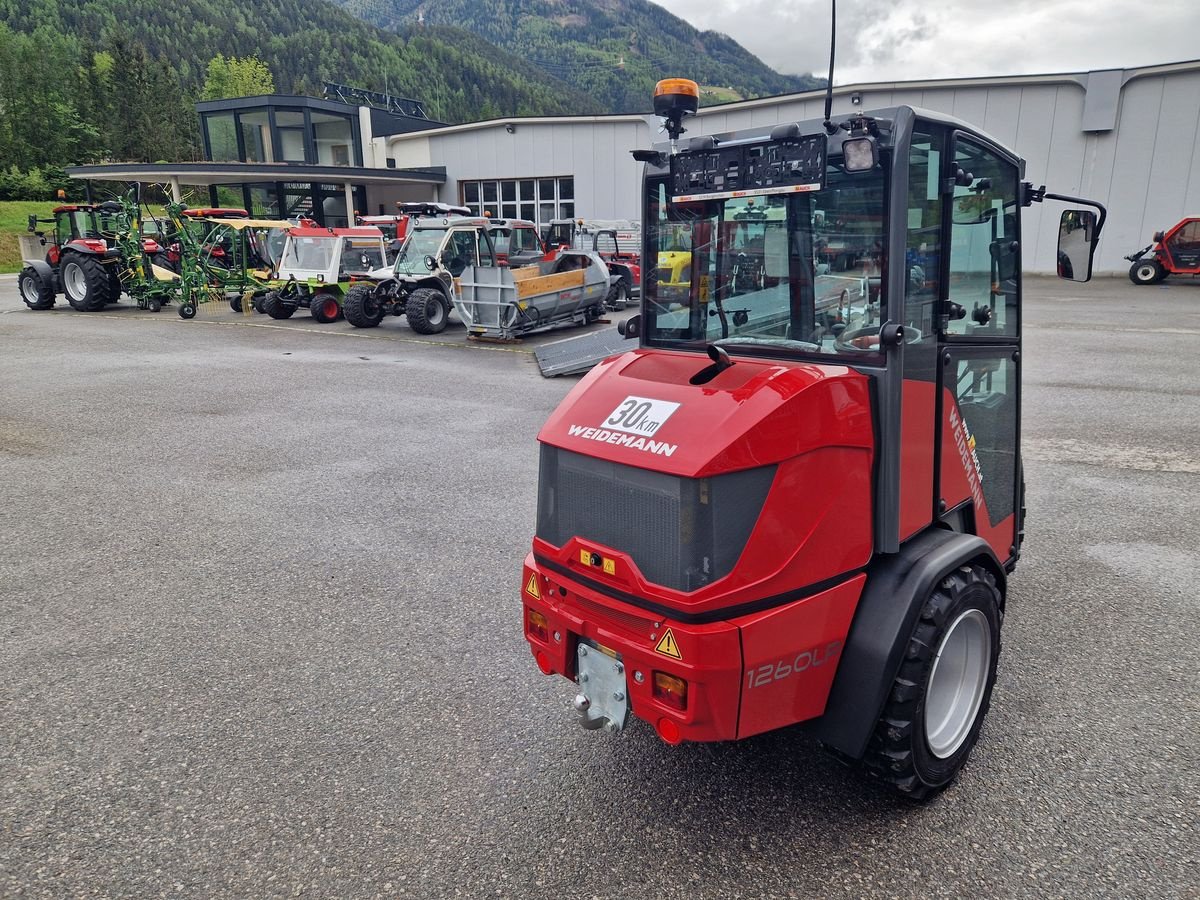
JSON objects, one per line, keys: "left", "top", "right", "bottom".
{"left": 394, "top": 228, "right": 448, "bottom": 275}
{"left": 284, "top": 235, "right": 335, "bottom": 272}
{"left": 644, "top": 164, "right": 886, "bottom": 360}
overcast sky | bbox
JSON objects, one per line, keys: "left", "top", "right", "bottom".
{"left": 654, "top": 0, "right": 1200, "bottom": 83}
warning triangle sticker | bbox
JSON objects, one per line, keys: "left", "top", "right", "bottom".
{"left": 525, "top": 573, "right": 541, "bottom": 600}
{"left": 655, "top": 628, "right": 683, "bottom": 660}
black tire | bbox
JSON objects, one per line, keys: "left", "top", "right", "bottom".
{"left": 405, "top": 287, "right": 450, "bottom": 334}
{"left": 262, "top": 290, "right": 296, "bottom": 320}
{"left": 309, "top": 292, "right": 340, "bottom": 324}
{"left": 1128, "top": 260, "right": 1166, "bottom": 285}
{"left": 862, "top": 564, "right": 1002, "bottom": 801}
{"left": 107, "top": 270, "right": 123, "bottom": 303}
{"left": 147, "top": 298, "right": 162, "bottom": 313}
{"left": 606, "top": 280, "right": 629, "bottom": 311}
{"left": 60, "top": 252, "right": 113, "bottom": 311}
{"left": 252, "top": 294, "right": 266, "bottom": 314}
{"left": 179, "top": 303, "right": 196, "bottom": 320}
{"left": 18, "top": 267, "right": 55, "bottom": 309}
{"left": 343, "top": 283, "right": 384, "bottom": 328}
{"left": 230, "top": 295, "right": 244, "bottom": 313}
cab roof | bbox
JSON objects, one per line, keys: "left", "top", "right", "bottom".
{"left": 286, "top": 225, "right": 385, "bottom": 239}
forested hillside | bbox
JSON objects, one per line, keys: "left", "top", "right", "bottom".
{"left": 335, "top": 0, "right": 823, "bottom": 111}
{"left": 0, "top": 0, "right": 597, "bottom": 181}
{"left": 0, "top": 0, "right": 819, "bottom": 189}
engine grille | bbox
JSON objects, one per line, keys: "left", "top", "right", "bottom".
{"left": 536, "top": 445, "right": 774, "bottom": 593}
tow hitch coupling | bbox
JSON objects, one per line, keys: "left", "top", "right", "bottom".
{"left": 573, "top": 643, "right": 629, "bottom": 733}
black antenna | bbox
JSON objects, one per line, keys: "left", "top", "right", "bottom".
{"left": 822, "top": 0, "right": 838, "bottom": 135}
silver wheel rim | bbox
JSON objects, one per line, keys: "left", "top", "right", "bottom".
{"left": 20, "top": 275, "right": 39, "bottom": 303}
{"left": 924, "top": 608, "right": 991, "bottom": 759}
{"left": 64, "top": 262, "right": 87, "bottom": 299}
{"left": 1137, "top": 265, "right": 1156, "bottom": 281}
{"left": 427, "top": 297, "right": 445, "bottom": 325}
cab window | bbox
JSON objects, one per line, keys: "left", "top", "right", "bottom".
{"left": 946, "top": 139, "right": 1020, "bottom": 337}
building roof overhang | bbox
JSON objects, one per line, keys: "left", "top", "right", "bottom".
{"left": 65, "top": 162, "right": 447, "bottom": 186}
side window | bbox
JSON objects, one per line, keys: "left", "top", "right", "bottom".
{"left": 946, "top": 139, "right": 1020, "bottom": 337}
{"left": 56, "top": 214, "right": 73, "bottom": 246}
{"left": 475, "top": 229, "right": 496, "bottom": 266}
{"left": 443, "top": 230, "right": 477, "bottom": 275}
{"left": 906, "top": 130, "right": 942, "bottom": 340}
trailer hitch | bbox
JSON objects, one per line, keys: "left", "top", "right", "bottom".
{"left": 573, "top": 644, "right": 629, "bottom": 733}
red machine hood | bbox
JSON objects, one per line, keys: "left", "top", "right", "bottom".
{"left": 539, "top": 348, "right": 874, "bottom": 478}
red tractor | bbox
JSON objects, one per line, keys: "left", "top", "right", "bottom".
{"left": 1125, "top": 216, "right": 1200, "bottom": 284}
{"left": 520, "top": 79, "right": 1105, "bottom": 800}
{"left": 19, "top": 201, "right": 157, "bottom": 311}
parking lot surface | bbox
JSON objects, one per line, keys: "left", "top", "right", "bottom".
{"left": 1, "top": 277, "right": 1197, "bottom": 898}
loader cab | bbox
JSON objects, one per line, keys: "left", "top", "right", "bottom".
{"left": 392, "top": 217, "right": 498, "bottom": 279}
{"left": 635, "top": 106, "right": 1097, "bottom": 569}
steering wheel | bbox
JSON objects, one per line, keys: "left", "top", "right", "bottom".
{"left": 834, "top": 325, "right": 923, "bottom": 353}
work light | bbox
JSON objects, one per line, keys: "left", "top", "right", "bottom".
{"left": 843, "top": 136, "right": 877, "bottom": 172}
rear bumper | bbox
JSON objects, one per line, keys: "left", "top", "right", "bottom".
{"left": 521, "top": 554, "right": 863, "bottom": 744}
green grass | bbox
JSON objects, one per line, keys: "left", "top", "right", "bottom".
{"left": 0, "top": 202, "right": 52, "bottom": 274}
{"left": 700, "top": 85, "right": 745, "bottom": 104}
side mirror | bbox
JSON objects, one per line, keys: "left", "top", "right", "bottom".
{"left": 1056, "top": 210, "right": 1098, "bottom": 283}
{"left": 617, "top": 313, "right": 641, "bottom": 340}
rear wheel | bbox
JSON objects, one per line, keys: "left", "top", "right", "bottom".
{"left": 606, "top": 280, "right": 629, "bottom": 311}
{"left": 309, "top": 292, "right": 340, "bottom": 323}
{"left": 343, "top": 283, "right": 384, "bottom": 328}
{"left": 18, "top": 268, "right": 55, "bottom": 309}
{"left": 405, "top": 287, "right": 450, "bottom": 334}
{"left": 230, "top": 295, "right": 244, "bottom": 313}
{"left": 262, "top": 290, "right": 296, "bottom": 320}
{"left": 61, "top": 253, "right": 113, "bottom": 311}
{"left": 252, "top": 294, "right": 266, "bottom": 314}
{"left": 1129, "top": 260, "right": 1166, "bottom": 285}
{"left": 863, "top": 564, "right": 1002, "bottom": 801}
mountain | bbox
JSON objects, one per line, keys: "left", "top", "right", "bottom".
{"left": 0, "top": 0, "right": 600, "bottom": 129}
{"left": 331, "top": 0, "right": 824, "bottom": 112}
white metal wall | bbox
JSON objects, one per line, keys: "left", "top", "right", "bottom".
{"left": 403, "top": 62, "right": 1200, "bottom": 274}
{"left": 420, "top": 120, "right": 650, "bottom": 224}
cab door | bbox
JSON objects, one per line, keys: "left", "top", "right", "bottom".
{"left": 1163, "top": 219, "right": 1200, "bottom": 272}
{"left": 936, "top": 135, "right": 1023, "bottom": 565}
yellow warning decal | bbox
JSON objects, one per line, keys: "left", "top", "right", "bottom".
{"left": 655, "top": 629, "right": 683, "bottom": 660}
{"left": 525, "top": 573, "right": 541, "bottom": 600}
{"left": 579, "top": 549, "right": 590, "bottom": 565}
{"left": 602, "top": 558, "right": 616, "bottom": 575}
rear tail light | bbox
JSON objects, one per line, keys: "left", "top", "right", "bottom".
{"left": 653, "top": 671, "right": 688, "bottom": 710}
{"left": 526, "top": 609, "right": 549, "bottom": 642}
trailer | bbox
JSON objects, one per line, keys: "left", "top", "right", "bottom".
{"left": 455, "top": 250, "right": 615, "bottom": 340}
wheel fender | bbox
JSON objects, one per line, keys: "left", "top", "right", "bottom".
{"left": 22, "top": 259, "right": 55, "bottom": 282}
{"left": 607, "top": 263, "right": 632, "bottom": 285}
{"left": 807, "top": 528, "right": 1005, "bottom": 760}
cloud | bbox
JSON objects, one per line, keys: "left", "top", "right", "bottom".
{"left": 654, "top": 0, "right": 1200, "bottom": 83}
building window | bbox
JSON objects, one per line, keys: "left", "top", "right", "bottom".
{"left": 460, "top": 177, "right": 574, "bottom": 227}
{"left": 204, "top": 112, "right": 239, "bottom": 162}
{"left": 311, "top": 111, "right": 358, "bottom": 166}
{"left": 275, "top": 110, "right": 308, "bottom": 163}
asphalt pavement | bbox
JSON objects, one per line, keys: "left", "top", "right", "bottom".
{"left": 0, "top": 277, "right": 1197, "bottom": 898}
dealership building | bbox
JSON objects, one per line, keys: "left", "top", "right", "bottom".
{"left": 69, "top": 59, "right": 1200, "bottom": 273}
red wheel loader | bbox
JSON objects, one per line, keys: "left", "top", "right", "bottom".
{"left": 521, "top": 78, "right": 1105, "bottom": 800}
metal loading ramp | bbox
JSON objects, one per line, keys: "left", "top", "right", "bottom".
{"left": 534, "top": 326, "right": 634, "bottom": 377}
